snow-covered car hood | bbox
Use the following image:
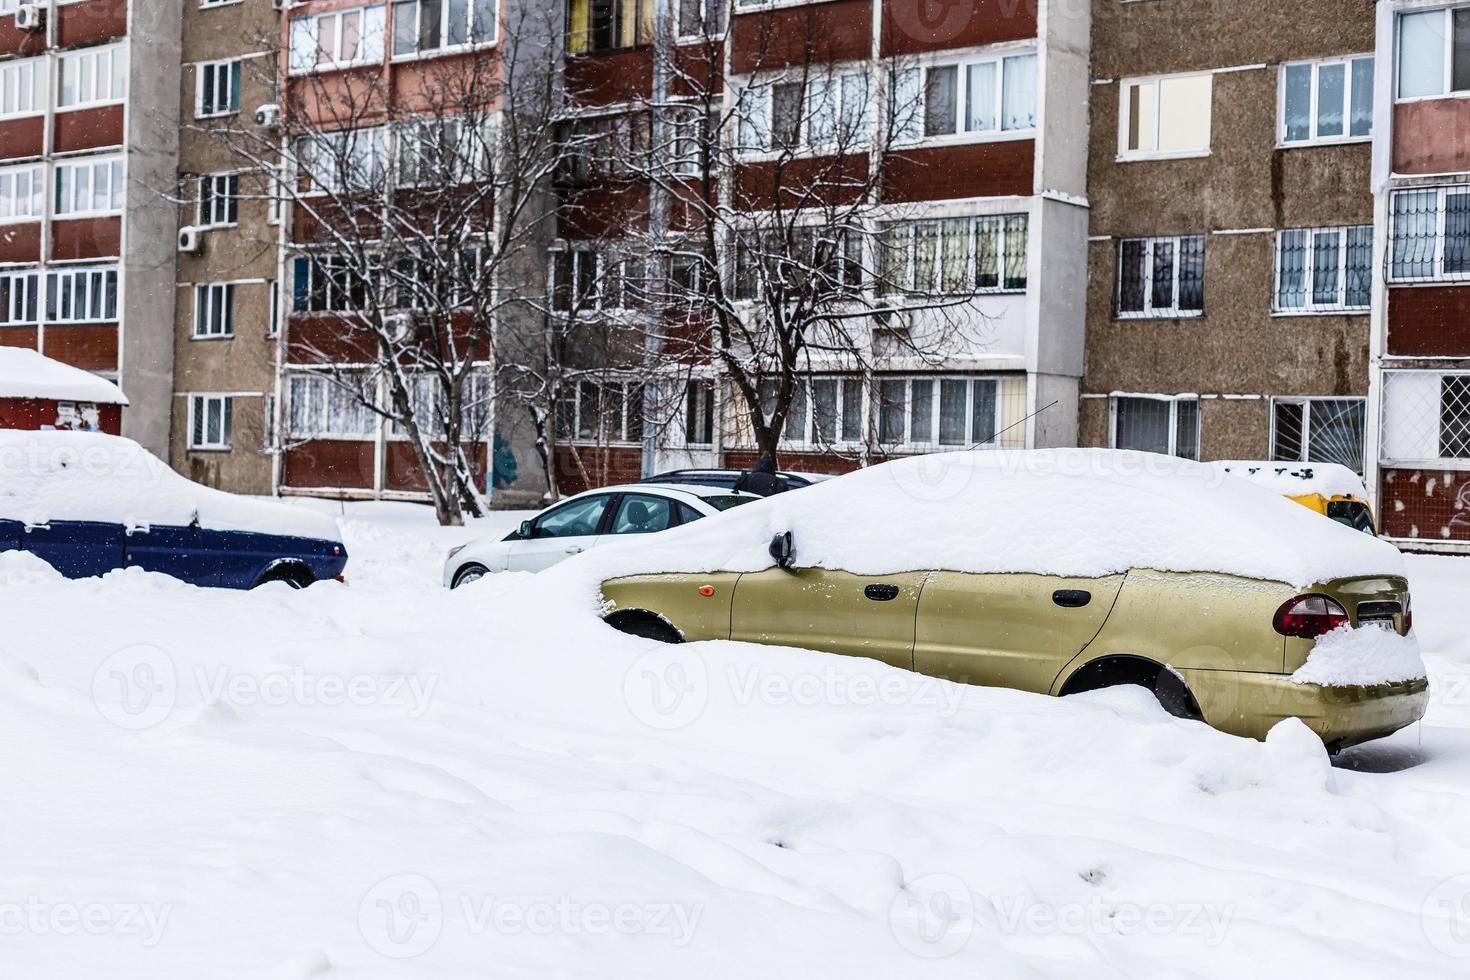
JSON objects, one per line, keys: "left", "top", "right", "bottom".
{"left": 573, "top": 449, "right": 1405, "bottom": 590}
{"left": 0, "top": 430, "right": 342, "bottom": 542}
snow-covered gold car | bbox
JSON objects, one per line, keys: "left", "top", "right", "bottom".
{"left": 596, "top": 451, "right": 1427, "bottom": 751}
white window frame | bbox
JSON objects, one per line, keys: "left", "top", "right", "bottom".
{"left": 734, "top": 68, "right": 871, "bottom": 158}
{"left": 56, "top": 44, "right": 128, "bottom": 111}
{"left": 1270, "top": 396, "right": 1368, "bottom": 470}
{"left": 53, "top": 156, "right": 125, "bottom": 218}
{"left": 286, "top": 372, "right": 379, "bottom": 440}
{"left": 390, "top": 0, "right": 499, "bottom": 60}
{"left": 0, "top": 57, "right": 45, "bottom": 119}
{"left": 0, "top": 162, "right": 44, "bottom": 223}
{"left": 0, "top": 267, "right": 38, "bottom": 325}
{"left": 889, "top": 49, "right": 1038, "bottom": 148}
{"left": 1114, "top": 234, "right": 1206, "bottom": 319}
{"left": 1389, "top": 185, "right": 1470, "bottom": 283}
{"left": 188, "top": 394, "right": 233, "bottom": 451}
{"left": 196, "top": 173, "right": 240, "bottom": 227}
{"left": 869, "top": 375, "right": 1007, "bottom": 452}
{"left": 1109, "top": 394, "right": 1201, "bottom": 460}
{"left": 1273, "top": 226, "right": 1373, "bottom": 314}
{"left": 675, "top": 0, "right": 727, "bottom": 41}
{"left": 295, "top": 126, "right": 387, "bottom": 194}
{"left": 45, "top": 266, "right": 119, "bottom": 324}
{"left": 1396, "top": 7, "right": 1470, "bottom": 102}
{"left": 193, "top": 282, "right": 237, "bottom": 339}
{"left": 878, "top": 213, "right": 1029, "bottom": 297}
{"left": 1117, "top": 71, "right": 1213, "bottom": 161}
{"left": 288, "top": 5, "right": 387, "bottom": 75}
{"left": 1278, "top": 56, "right": 1375, "bottom": 147}
{"left": 559, "top": 378, "right": 645, "bottom": 446}
{"left": 195, "top": 59, "right": 241, "bottom": 119}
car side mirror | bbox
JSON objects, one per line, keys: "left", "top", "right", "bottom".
{"left": 769, "top": 531, "right": 795, "bottom": 570}
{"left": 519, "top": 520, "right": 535, "bottom": 540}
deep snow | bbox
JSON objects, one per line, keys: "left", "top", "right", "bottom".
{"left": 1, "top": 501, "right": 1469, "bottom": 978}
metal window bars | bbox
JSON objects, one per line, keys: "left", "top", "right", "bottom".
{"left": 1389, "top": 187, "right": 1470, "bottom": 282}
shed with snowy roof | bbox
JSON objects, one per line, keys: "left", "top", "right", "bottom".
{"left": 0, "top": 347, "right": 127, "bottom": 435}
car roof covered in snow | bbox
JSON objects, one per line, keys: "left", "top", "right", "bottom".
{"left": 0, "top": 430, "right": 342, "bottom": 541}
{"left": 0, "top": 347, "right": 128, "bottom": 405}
{"left": 581, "top": 449, "right": 1405, "bottom": 589}
{"left": 1211, "top": 461, "right": 1369, "bottom": 501}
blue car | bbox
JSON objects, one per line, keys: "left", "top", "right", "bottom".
{"left": 0, "top": 430, "right": 347, "bottom": 589}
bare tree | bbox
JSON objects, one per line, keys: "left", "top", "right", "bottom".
{"left": 193, "top": 9, "right": 567, "bottom": 525}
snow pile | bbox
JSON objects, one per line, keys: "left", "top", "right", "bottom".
{"left": 1211, "top": 460, "right": 1368, "bottom": 500}
{"left": 0, "top": 346, "right": 128, "bottom": 404}
{"left": 0, "top": 430, "right": 341, "bottom": 541}
{"left": 1291, "top": 624, "right": 1427, "bottom": 687}
{"left": 586, "top": 450, "right": 1404, "bottom": 589}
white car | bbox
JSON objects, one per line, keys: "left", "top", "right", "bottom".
{"left": 443, "top": 483, "right": 760, "bottom": 587}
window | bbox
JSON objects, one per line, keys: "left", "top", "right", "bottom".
{"left": 197, "top": 173, "right": 239, "bottom": 227}
{"left": 287, "top": 373, "right": 378, "bottom": 438}
{"left": 0, "top": 58, "right": 44, "bottom": 118}
{"left": 0, "top": 163, "right": 42, "bottom": 221}
{"left": 295, "top": 128, "right": 387, "bottom": 193}
{"left": 557, "top": 112, "right": 651, "bottom": 181}
{"left": 0, "top": 268, "right": 37, "bottom": 325}
{"left": 685, "top": 379, "right": 714, "bottom": 445}
{"left": 1398, "top": 8, "right": 1470, "bottom": 99}
{"left": 289, "top": 5, "right": 386, "bottom": 74}
{"left": 292, "top": 254, "right": 370, "bottom": 312}
{"left": 54, "top": 157, "right": 124, "bottom": 217}
{"left": 1442, "top": 376, "right": 1470, "bottom": 459}
{"left": 879, "top": 214, "right": 1028, "bottom": 296}
{"left": 1119, "top": 73, "right": 1212, "bottom": 159}
{"left": 551, "top": 246, "right": 642, "bottom": 311}
{"left": 1275, "top": 226, "right": 1372, "bottom": 312}
{"left": 393, "top": 372, "right": 493, "bottom": 438}
{"left": 57, "top": 45, "right": 127, "bottom": 110}
{"left": 610, "top": 494, "right": 674, "bottom": 534}
{"left": 872, "top": 377, "right": 1004, "bottom": 450}
{"left": 1111, "top": 395, "right": 1199, "bottom": 460}
{"left": 46, "top": 267, "right": 118, "bottom": 323}
{"left": 267, "top": 279, "right": 280, "bottom": 337}
{"left": 736, "top": 71, "right": 869, "bottom": 154}
{"left": 890, "top": 52, "right": 1036, "bottom": 143}
{"left": 733, "top": 226, "right": 863, "bottom": 301}
{"left": 676, "top": 0, "right": 726, "bottom": 39}
{"left": 1271, "top": 397, "right": 1366, "bottom": 472}
{"left": 1115, "top": 235, "right": 1204, "bottom": 318}
{"left": 1280, "top": 56, "right": 1374, "bottom": 145}
{"left": 189, "top": 395, "right": 233, "bottom": 451}
{"left": 397, "top": 116, "right": 496, "bottom": 186}
{"left": 1390, "top": 187, "right": 1470, "bottom": 282}
{"left": 556, "top": 379, "right": 644, "bottom": 444}
{"left": 533, "top": 494, "right": 613, "bottom": 538}
{"left": 392, "top": 0, "right": 498, "bottom": 57}
{"left": 567, "top": 0, "right": 653, "bottom": 54}
{"left": 196, "top": 59, "right": 241, "bottom": 118}
{"left": 194, "top": 283, "right": 236, "bottom": 338}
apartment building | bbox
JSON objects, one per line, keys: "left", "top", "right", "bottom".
{"left": 551, "top": 0, "right": 1092, "bottom": 493}
{"left": 1370, "top": 1, "right": 1470, "bottom": 550}
{"left": 171, "top": 0, "right": 281, "bottom": 493}
{"left": 0, "top": 0, "right": 181, "bottom": 457}
{"left": 1080, "top": 2, "right": 1376, "bottom": 470}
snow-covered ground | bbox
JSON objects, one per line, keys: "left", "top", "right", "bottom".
{"left": 3, "top": 501, "right": 1470, "bottom": 977}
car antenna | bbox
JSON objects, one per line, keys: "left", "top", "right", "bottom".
{"left": 970, "top": 400, "right": 1058, "bottom": 450}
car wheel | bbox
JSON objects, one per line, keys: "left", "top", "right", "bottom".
{"left": 253, "top": 564, "right": 314, "bottom": 590}
{"left": 452, "top": 564, "right": 490, "bottom": 589}
{"left": 1058, "top": 655, "right": 1204, "bottom": 722}
{"left": 605, "top": 611, "right": 682, "bottom": 644}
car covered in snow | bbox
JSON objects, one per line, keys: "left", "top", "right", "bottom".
{"left": 443, "top": 483, "right": 760, "bottom": 587}
{"left": 0, "top": 430, "right": 347, "bottom": 588}
{"left": 637, "top": 468, "right": 832, "bottom": 496}
{"left": 1213, "top": 460, "right": 1377, "bottom": 535}
{"left": 596, "top": 450, "right": 1427, "bottom": 751}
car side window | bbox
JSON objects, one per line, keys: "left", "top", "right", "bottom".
{"left": 534, "top": 495, "right": 612, "bottom": 539}
{"left": 675, "top": 503, "right": 704, "bottom": 525}
{"left": 610, "top": 494, "right": 674, "bottom": 535}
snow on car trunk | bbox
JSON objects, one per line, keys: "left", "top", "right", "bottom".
{"left": 0, "top": 429, "right": 341, "bottom": 541}
{"left": 581, "top": 450, "right": 1404, "bottom": 589}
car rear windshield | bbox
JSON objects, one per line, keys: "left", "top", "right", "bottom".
{"left": 705, "top": 495, "right": 757, "bottom": 512}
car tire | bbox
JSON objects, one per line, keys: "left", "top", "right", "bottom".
{"left": 253, "top": 564, "right": 314, "bottom": 590}
{"left": 1058, "top": 655, "right": 1203, "bottom": 722}
{"left": 605, "top": 612, "right": 682, "bottom": 644}
{"left": 451, "top": 564, "right": 490, "bottom": 589}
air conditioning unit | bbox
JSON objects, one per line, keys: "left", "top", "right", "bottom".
{"left": 254, "top": 104, "right": 280, "bottom": 130}
{"left": 15, "top": 4, "right": 44, "bottom": 31}
{"left": 178, "top": 226, "right": 203, "bottom": 255}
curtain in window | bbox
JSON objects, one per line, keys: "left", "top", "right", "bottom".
{"left": 1399, "top": 11, "right": 1445, "bottom": 99}
{"left": 1350, "top": 57, "right": 1374, "bottom": 137}
{"left": 1316, "top": 63, "right": 1345, "bottom": 139}
{"left": 1277, "top": 229, "right": 1307, "bottom": 309}
{"left": 975, "top": 218, "right": 1000, "bottom": 290}
{"left": 1001, "top": 54, "right": 1036, "bottom": 130}
{"left": 1392, "top": 190, "right": 1438, "bottom": 278}
{"left": 1176, "top": 236, "right": 1205, "bottom": 311}
{"left": 1311, "top": 229, "right": 1341, "bottom": 305}
{"left": 910, "top": 380, "right": 934, "bottom": 444}
{"left": 1345, "top": 227, "right": 1372, "bottom": 307}
{"left": 1446, "top": 193, "right": 1470, "bottom": 275}
{"left": 965, "top": 62, "right": 996, "bottom": 132}
{"left": 1282, "top": 64, "right": 1311, "bottom": 141}
{"left": 940, "top": 219, "right": 969, "bottom": 294}
{"left": 938, "top": 380, "right": 967, "bottom": 446}
{"left": 1003, "top": 216, "right": 1028, "bottom": 290}
{"left": 924, "top": 66, "right": 957, "bottom": 137}
{"left": 840, "top": 380, "right": 863, "bottom": 443}
{"left": 1114, "top": 397, "right": 1171, "bottom": 455}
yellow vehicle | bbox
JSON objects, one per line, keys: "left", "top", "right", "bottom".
{"left": 597, "top": 451, "right": 1426, "bottom": 752}
{"left": 1214, "top": 461, "right": 1377, "bottom": 535}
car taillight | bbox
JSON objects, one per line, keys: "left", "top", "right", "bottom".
{"left": 1273, "top": 595, "right": 1350, "bottom": 638}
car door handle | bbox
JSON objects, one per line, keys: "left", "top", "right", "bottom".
{"left": 864, "top": 584, "right": 900, "bottom": 602}
{"left": 1053, "top": 589, "right": 1092, "bottom": 608}
{"left": 565, "top": 546, "right": 584, "bottom": 555}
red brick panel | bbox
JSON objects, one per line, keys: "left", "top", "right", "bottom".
{"left": 881, "top": 0, "right": 1038, "bottom": 56}
{"left": 1380, "top": 468, "right": 1470, "bottom": 543}
{"left": 283, "top": 440, "right": 377, "bottom": 491}
{"left": 566, "top": 49, "right": 655, "bottom": 107}
{"left": 384, "top": 440, "right": 488, "bottom": 494}
{"left": 732, "top": 0, "right": 873, "bottom": 74}
{"left": 722, "top": 449, "right": 869, "bottom": 476}
{"left": 0, "top": 17, "right": 47, "bottom": 58}
{"left": 554, "top": 445, "right": 643, "bottom": 495}
{"left": 51, "top": 216, "right": 122, "bottom": 261}
{"left": 881, "top": 139, "right": 1034, "bottom": 203}
{"left": 42, "top": 324, "right": 118, "bottom": 372}
{"left": 1394, "top": 100, "right": 1470, "bottom": 176}
{"left": 0, "top": 397, "right": 120, "bottom": 433}
{"left": 0, "top": 116, "right": 44, "bottom": 161}
{"left": 0, "top": 221, "right": 41, "bottom": 263}
{"left": 0, "top": 327, "right": 37, "bottom": 350}
{"left": 733, "top": 155, "right": 871, "bottom": 211}
{"left": 285, "top": 315, "right": 379, "bottom": 364}
{"left": 54, "top": 105, "right": 125, "bottom": 153}
{"left": 56, "top": 0, "right": 127, "bottom": 48}
{"left": 1387, "top": 286, "right": 1470, "bottom": 358}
